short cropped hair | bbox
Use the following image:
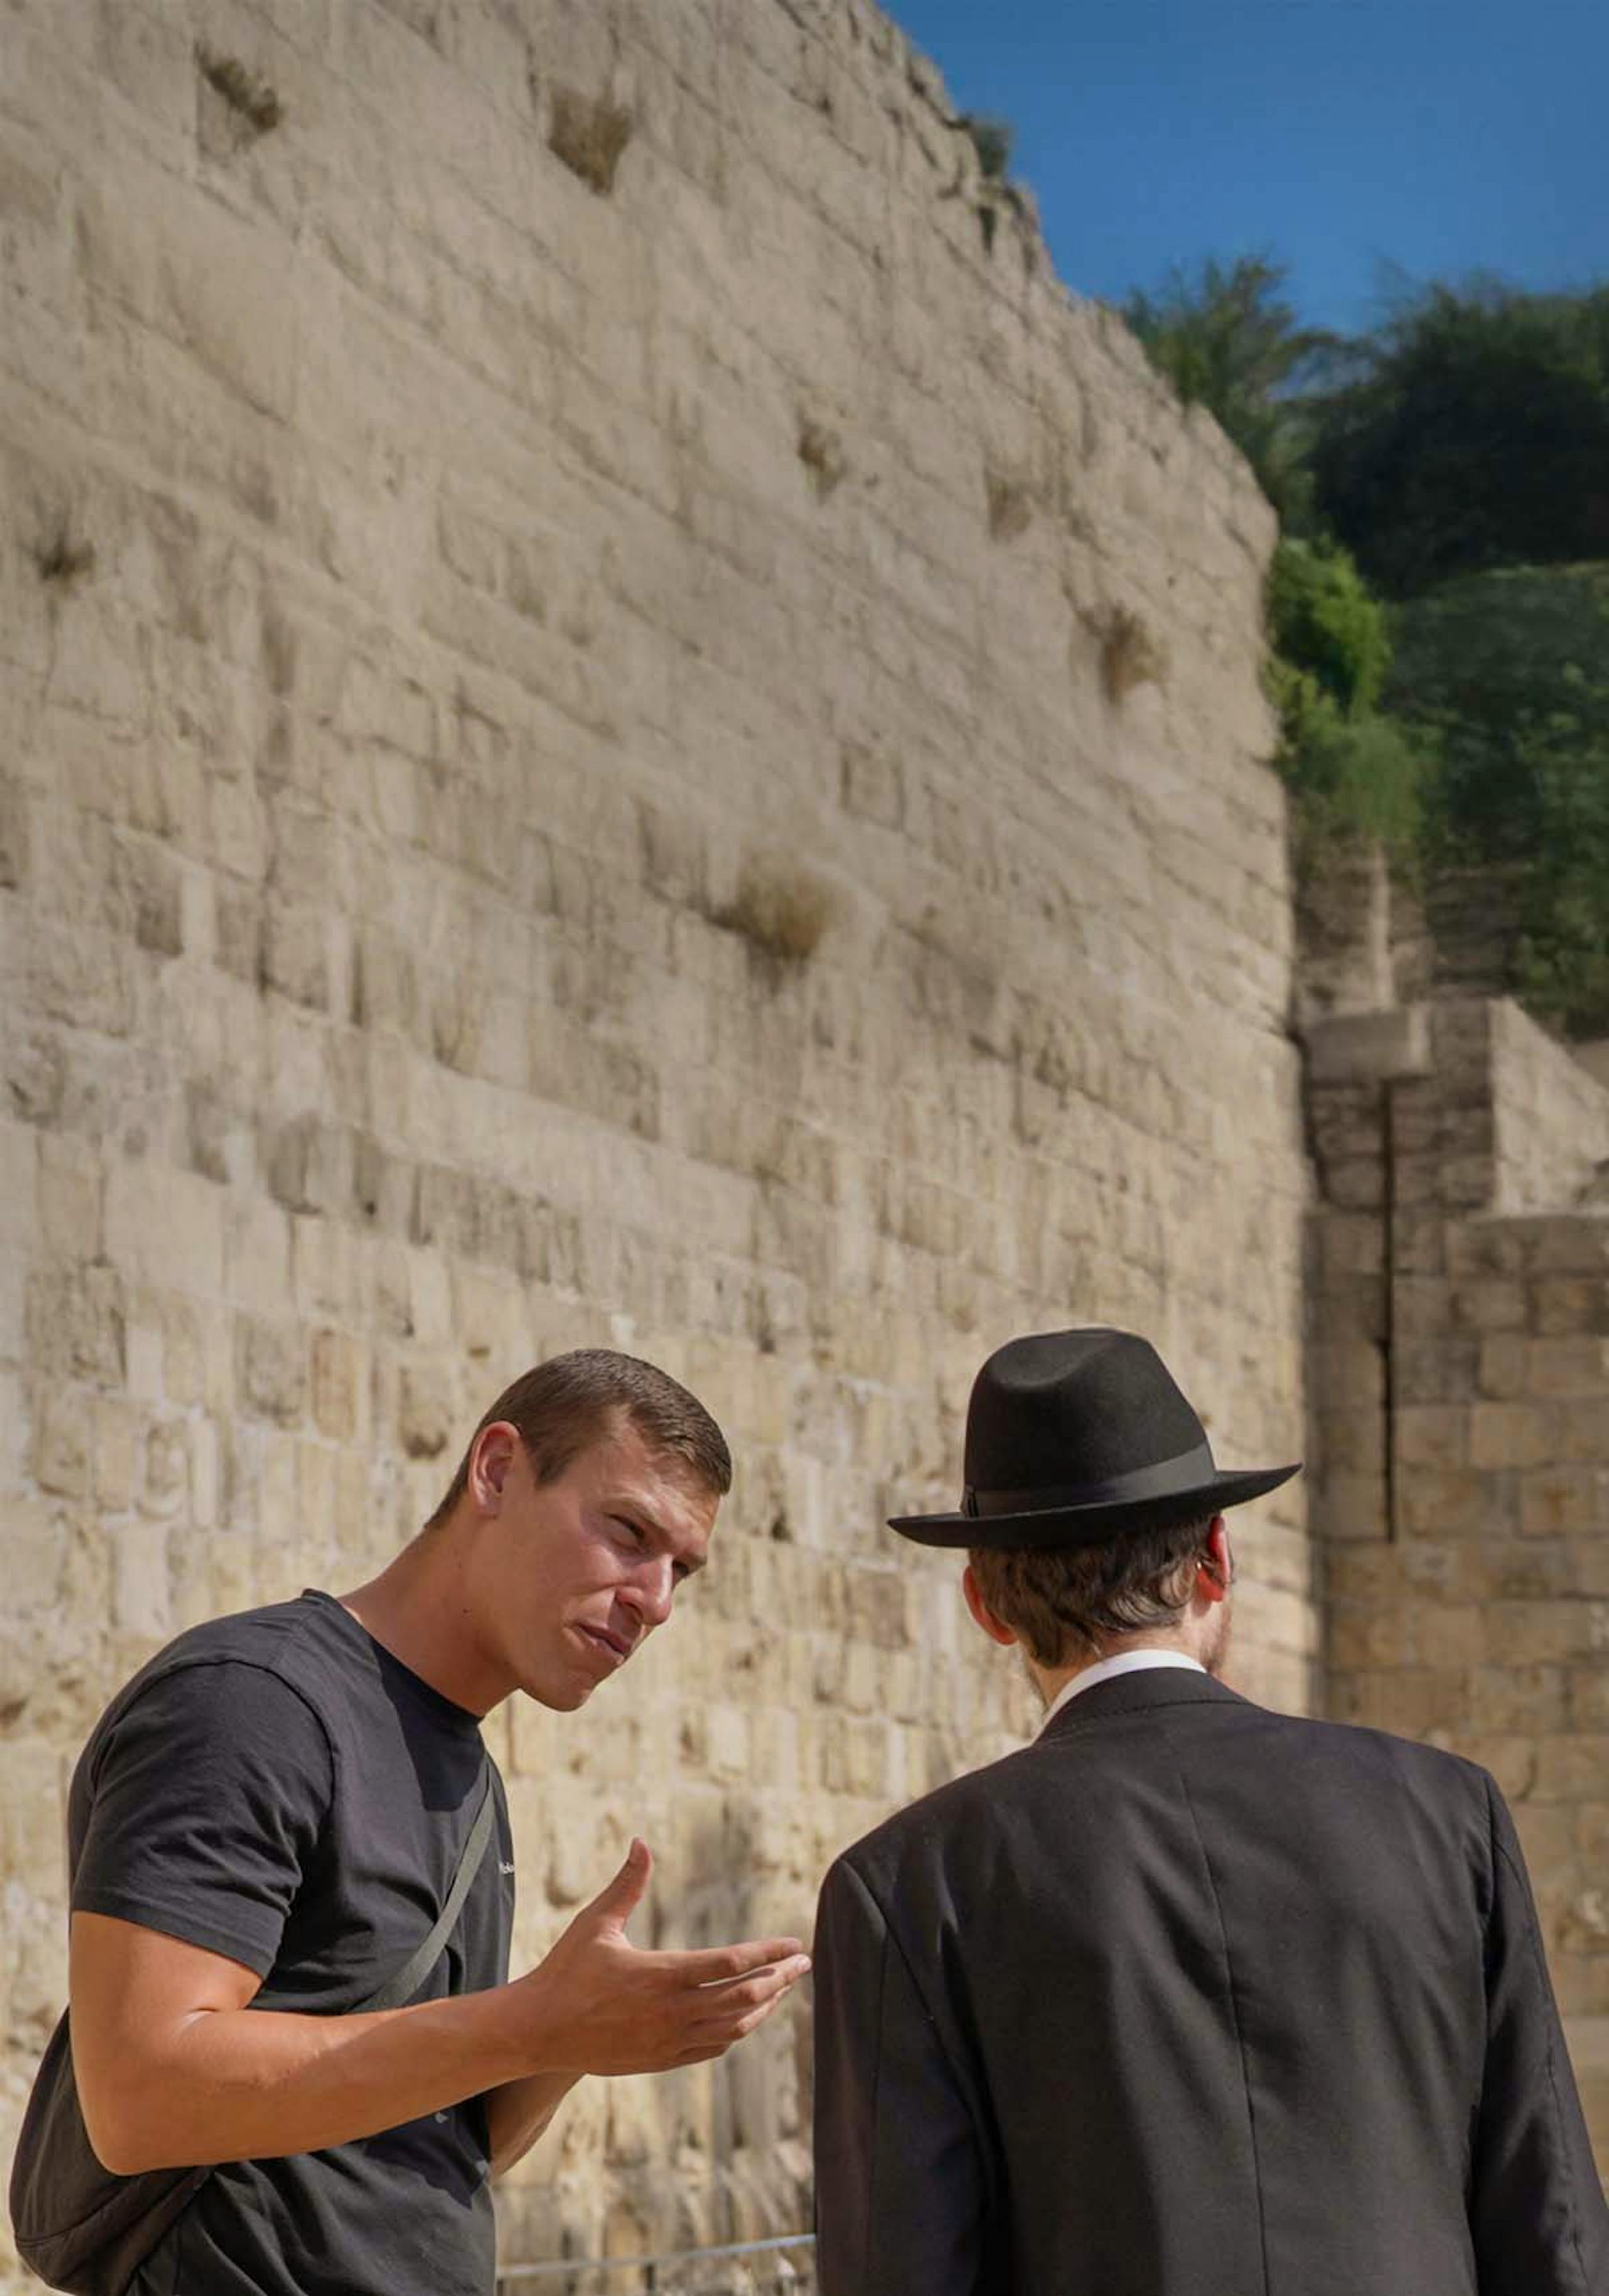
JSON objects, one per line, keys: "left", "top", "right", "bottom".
{"left": 425, "top": 1348, "right": 732, "bottom": 1529}
{"left": 969, "top": 1514, "right": 1215, "bottom": 1668}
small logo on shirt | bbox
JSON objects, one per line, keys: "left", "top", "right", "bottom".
{"left": 498, "top": 1860, "right": 516, "bottom": 1876}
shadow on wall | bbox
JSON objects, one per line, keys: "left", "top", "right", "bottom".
{"left": 679, "top": 1797, "right": 810, "bottom": 2184}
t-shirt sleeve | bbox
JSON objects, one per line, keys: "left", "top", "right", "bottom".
{"left": 71, "top": 1659, "right": 335, "bottom": 1979}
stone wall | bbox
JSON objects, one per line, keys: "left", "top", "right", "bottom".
{"left": 1307, "top": 993, "right": 1609, "bottom": 2160}
{"left": 0, "top": 0, "right": 1310, "bottom": 2273}
{"left": 1490, "top": 998, "right": 1609, "bottom": 1215}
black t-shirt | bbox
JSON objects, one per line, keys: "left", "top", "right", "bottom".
{"left": 68, "top": 1590, "right": 515, "bottom": 2296}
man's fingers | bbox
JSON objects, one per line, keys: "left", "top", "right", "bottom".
{"left": 673, "top": 1937, "right": 807, "bottom": 1987}
{"left": 677, "top": 1960, "right": 809, "bottom": 2051}
{"left": 695, "top": 1958, "right": 809, "bottom": 2014}
{"left": 673, "top": 1990, "right": 789, "bottom": 2064}
{"left": 730, "top": 1994, "right": 785, "bottom": 2038}
{"left": 583, "top": 1837, "right": 653, "bottom": 1931}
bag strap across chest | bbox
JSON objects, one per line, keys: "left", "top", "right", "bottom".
{"left": 358, "top": 1772, "right": 498, "bottom": 2012}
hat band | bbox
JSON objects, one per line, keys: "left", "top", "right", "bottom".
{"left": 964, "top": 1439, "right": 1216, "bottom": 1519}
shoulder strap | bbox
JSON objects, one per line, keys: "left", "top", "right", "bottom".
{"left": 356, "top": 1771, "right": 498, "bottom": 2014}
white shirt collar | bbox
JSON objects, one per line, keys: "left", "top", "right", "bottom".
{"left": 1039, "top": 1648, "right": 1207, "bottom": 1736}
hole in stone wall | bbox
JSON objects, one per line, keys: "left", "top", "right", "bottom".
{"left": 986, "top": 469, "right": 1033, "bottom": 542}
{"left": 547, "top": 87, "right": 634, "bottom": 195}
{"left": 798, "top": 417, "right": 847, "bottom": 501}
{"left": 35, "top": 530, "right": 95, "bottom": 587}
{"left": 1097, "top": 603, "right": 1167, "bottom": 704}
{"left": 974, "top": 183, "right": 1036, "bottom": 266}
{"left": 196, "top": 45, "right": 283, "bottom": 137}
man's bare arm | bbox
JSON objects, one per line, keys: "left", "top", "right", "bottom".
{"left": 484, "top": 2070, "right": 581, "bottom": 2177}
{"left": 72, "top": 1842, "right": 806, "bottom": 2176}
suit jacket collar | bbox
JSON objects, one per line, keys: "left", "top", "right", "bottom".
{"left": 1038, "top": 1666, "right": 1248, "bottom": 1741}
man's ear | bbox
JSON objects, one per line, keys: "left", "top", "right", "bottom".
{"left": 963, "top": 1562, "right": 1019, "bottom": 1648}
{"left": 1197, "top": 1514, "right": 1233, "bottom": 1602}
{"left": 468, "top": 1422, "right": 519, "bottom": 1514}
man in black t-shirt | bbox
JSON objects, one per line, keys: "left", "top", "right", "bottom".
{"left": 64, "top": 1350, "right": 811, "bottom": 2296}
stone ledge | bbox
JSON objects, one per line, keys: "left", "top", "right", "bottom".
{"left": 1305, "top": 1005, "right": 1431, "bottom": 1087}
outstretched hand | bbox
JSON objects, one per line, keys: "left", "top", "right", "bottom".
{"left": 514, "top": 1839, "right": 810, "bottom": 2075}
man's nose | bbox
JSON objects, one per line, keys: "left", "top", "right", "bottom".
{"left": 622, "top": 1555, "right": 676, "bottom": 1629}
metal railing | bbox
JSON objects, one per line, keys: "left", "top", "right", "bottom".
{"left": 496, "top": 2232, "right": 815, "bottom": 2294}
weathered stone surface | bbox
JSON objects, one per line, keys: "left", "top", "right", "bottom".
{"left": 1306, "top": 1005, "right": 1430, "bottom": 1087}
{"left": 0, "top": 0, "right": 1322, "bottom": 2275}
{"left": 1310, "top": 981, "right": 1609, "bottom": 2166}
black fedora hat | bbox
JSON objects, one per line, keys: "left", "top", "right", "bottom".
{"left": 889, "top": 1328, "right": 1300, "bottom": 1550}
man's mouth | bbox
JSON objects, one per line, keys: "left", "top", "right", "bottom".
{"left": 576, "top": 1624, "right": 632, "bottom": 1666}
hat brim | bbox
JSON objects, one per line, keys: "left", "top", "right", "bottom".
{"left": 887, "top": 1462, "right": 1301, "bottom": 1550}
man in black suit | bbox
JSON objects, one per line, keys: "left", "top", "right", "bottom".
{"left": 811, "top": 1328, "right": 1608, "bottom": 2296}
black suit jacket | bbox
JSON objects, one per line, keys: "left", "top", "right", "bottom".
{"left": 812, "top": 1670, "right": 1608, "bottom": 2296}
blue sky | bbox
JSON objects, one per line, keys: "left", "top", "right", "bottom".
{"left": 887, "top": 0, "right": 1606, "bottom": 335}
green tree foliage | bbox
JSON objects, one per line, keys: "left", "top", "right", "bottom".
{"left": 1124, "top": 256, "right": 1334, "bottom": 522}
{"left": 1273, "top": 708, "right": 1427, "bottom": 865}
{"left": 1310, "top": 283, "right": 1609, "bottom": 598}
{"left": 1126, "top": 249, "right": 1609, "bottom": 1025}
{"left": 1264, "top": 537, "right": 1424, "bottom": 857}
{"left": 960, "top": 114, "right": 1014, "bottom": 182}
{"left": 1388, "top": 564, "right": 1609, "bottom": 1032}
{"left": 1266, "top": 537, "right": 1391, "bottom": 717}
